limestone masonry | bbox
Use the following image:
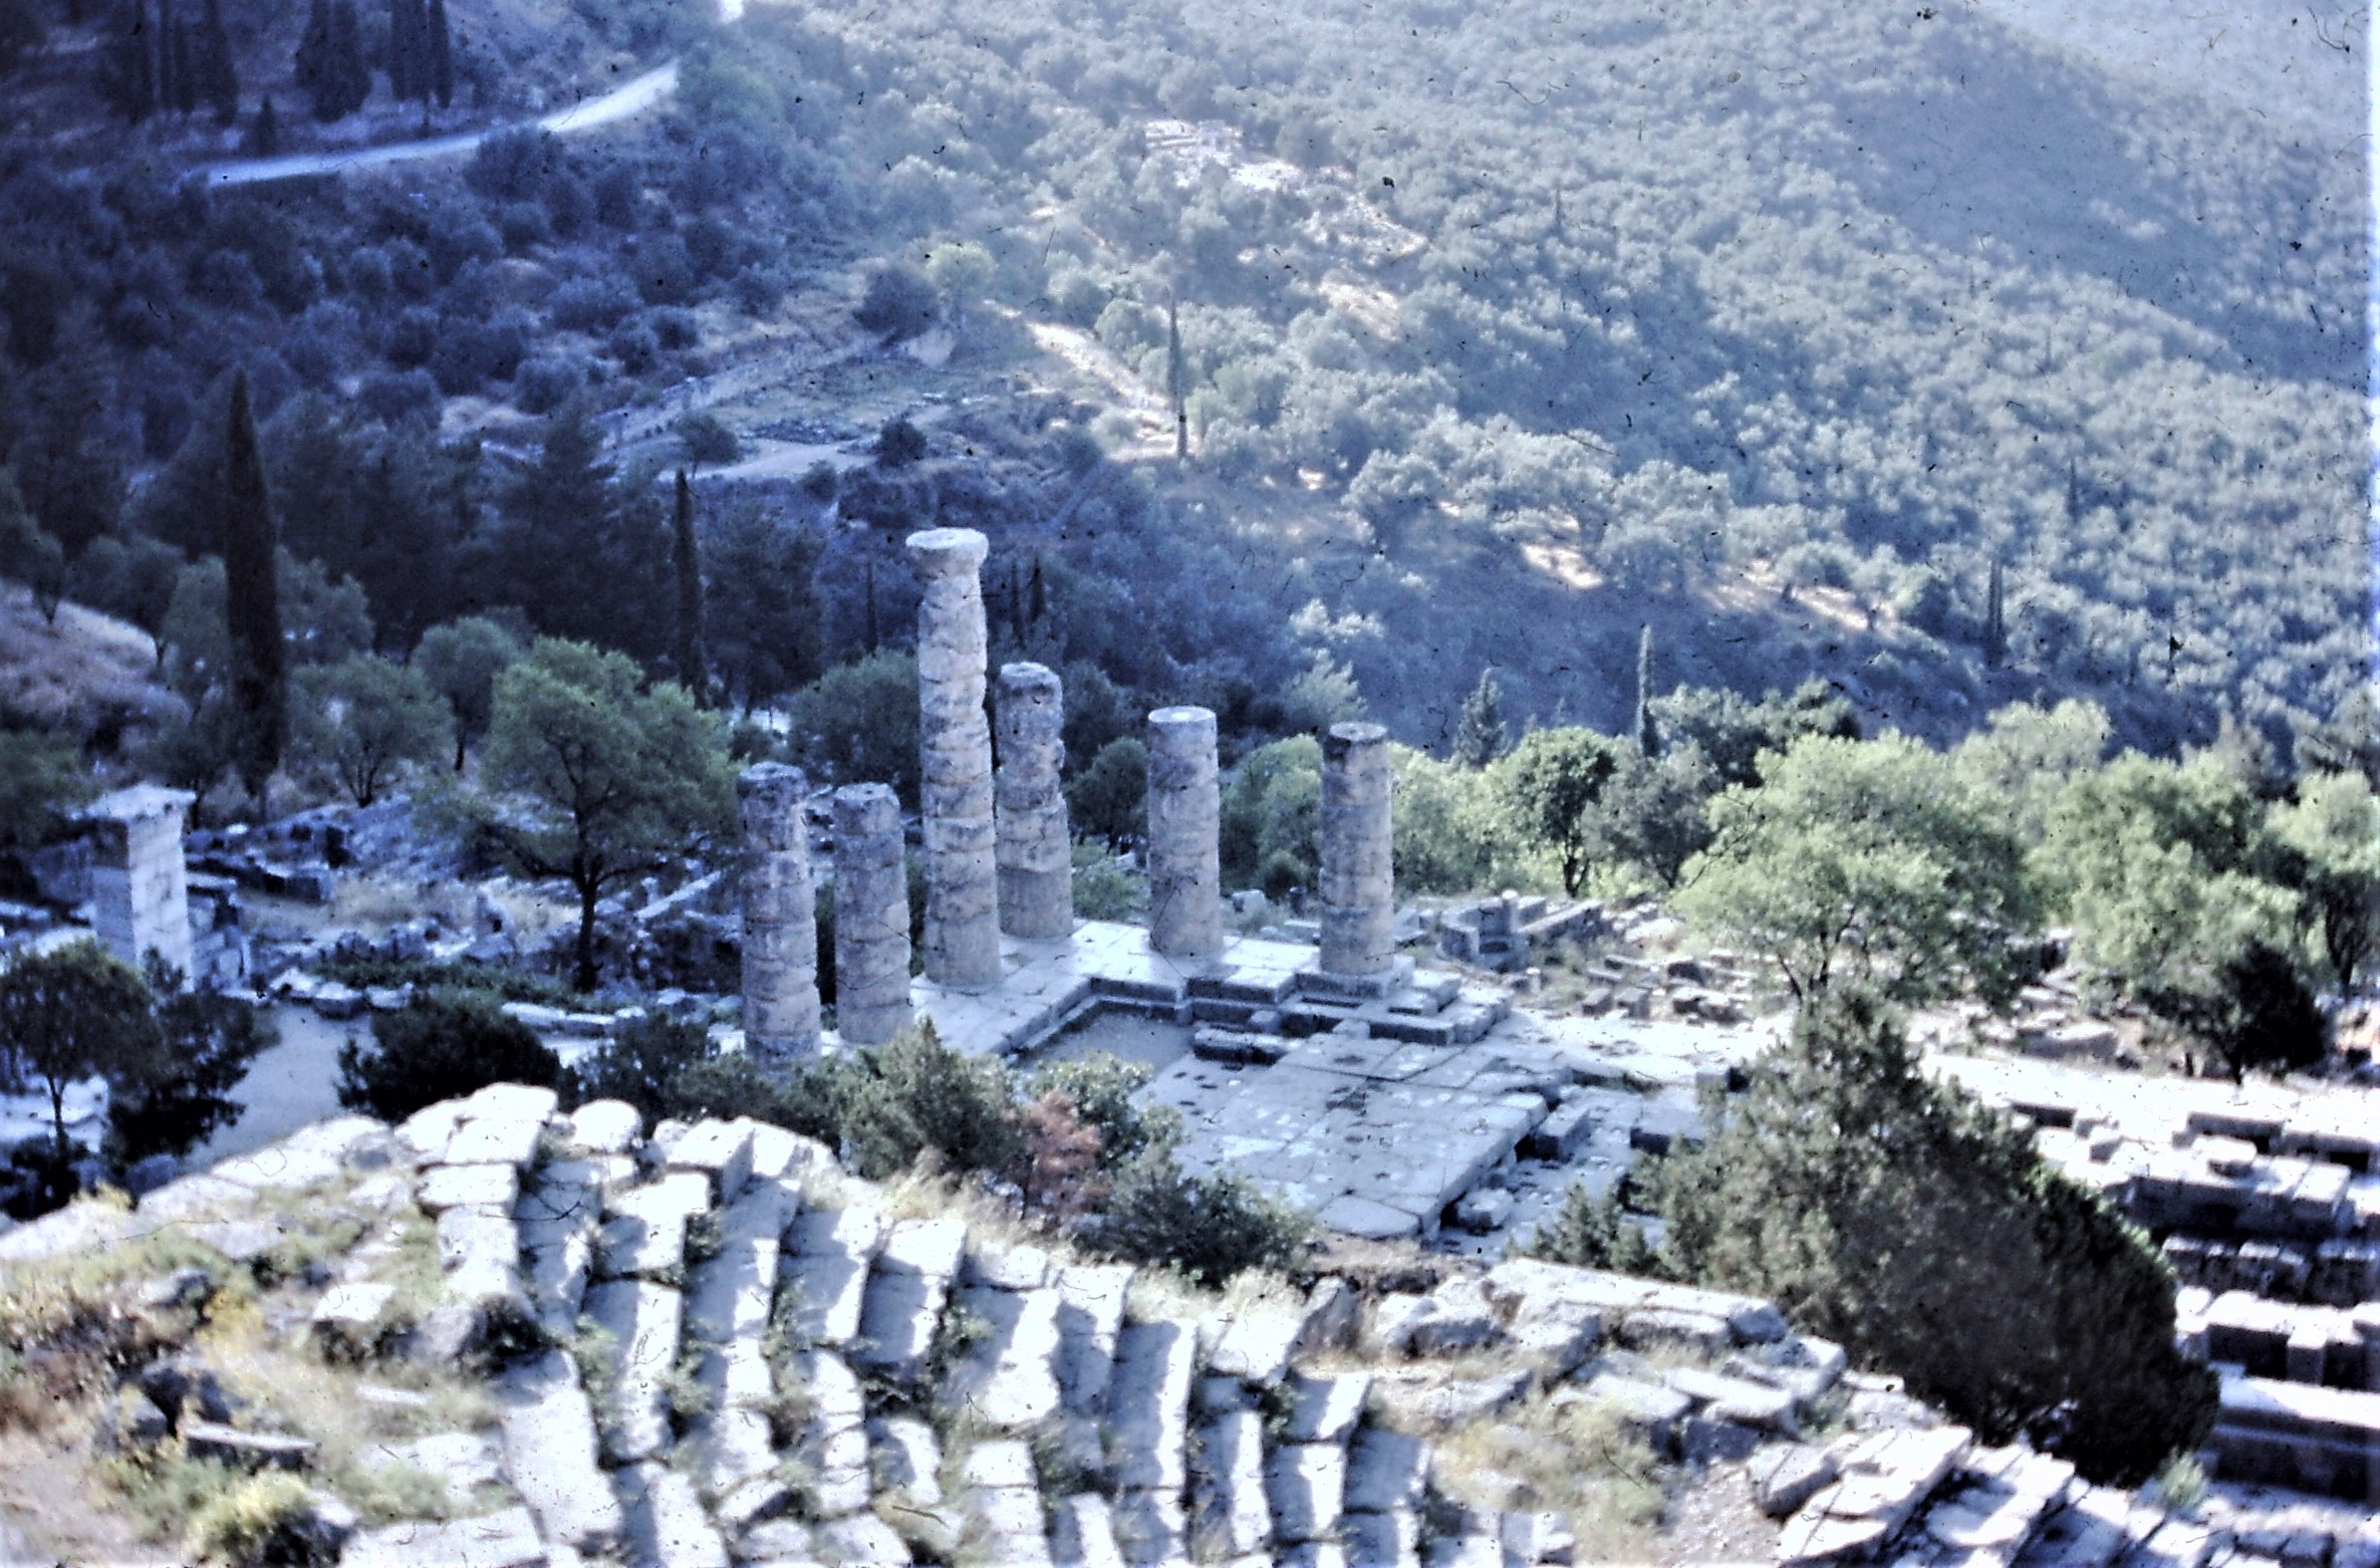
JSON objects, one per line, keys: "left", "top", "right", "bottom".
{"left": 1144, "top": 705, "right": 1223, "bottom": 961}
{"left": 831, "top": 782, "right": 914, "bottom": 1048}
{"left": 994, "top": 660, "right": 1074, "bottom": 941}
{"left": 907, "top": 527, "right": 1004, "bottom": 991}
{"left": 735, "top": 762, "right": 820, "bottom": 1059}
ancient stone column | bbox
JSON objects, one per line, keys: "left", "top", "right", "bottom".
{"left": 1145, "top": 706, "right": 1222, "bottom": 959}
{"left": 833, "top": 783, "right": 914, "bottom": 1047}
{"left": 995, "top": 661, "right": 1073, "bottom": 940}
{"left": 907, "top": 527, "right": 1004, "bottom": 991}
{"left": 1318, "top": 721, "right": 1396, "bottom": 981}
{"left": 737, "top": 762, "right": 820, "bottom": 1059}
{"left": 76, "top": 785, "right": 195, "bottom": 984}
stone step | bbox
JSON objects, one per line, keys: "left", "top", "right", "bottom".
{"left": 495, "top": 1351, "right": 624, "bottom": 1555}
{"left": 1189, "top": 1409, "right": 1271, "bottom": 1560}
{"left": 1266, "top": 1441, "right": 1348, "bottom": 1545}
{"left": 1050, "top": 1494, "right": 1126, "bottom": 1568}
{"left": 939, "top": 1285, "right": 1065, "bottom": 1430}
{"left": 785, "top": 1351, "right": 871, "bottom": 1519}
{"left": 340, "top": 1506, "right": 548, "bottom": 1568}
{"left": 685, "top": 1238, "right": 780, "bottom": 1345}
{"left": 852, "top": 1217, "right": 966, "bottom": 1381}
{"left": 1054, "top": 1263, "right": 1135, "bottom": 1416}
{"left": 1106, "top": 1319, "right": 1197, "bottom": 1491}
{"left": 580, "top": 1279, "right": 682, "bottom": 1465}
{"left": 617, "top": 1460, "right": 730, "bottom": 1568}
{"left": 600, "top": 1173, "right": 713, "bottom": 1280}
{"left": 780, "top": 1203, "right": 883, "bottom": 1349}
{"left": 960, "top": 1441, "right": 1052, "bottom": 1567}
{"left": 1110, "top": 1489, "right": 1189, "bottom": 1568}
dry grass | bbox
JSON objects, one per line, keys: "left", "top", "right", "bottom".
{"left": 1433, "top": 1392, "right": 1666, "bottom": 1562}
{"left": 0, "top": 582, "right": 182, "bottom": 741}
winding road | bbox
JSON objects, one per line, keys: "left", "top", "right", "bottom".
{"left": 198, "top": 59, "right": 679, "bottom": 187}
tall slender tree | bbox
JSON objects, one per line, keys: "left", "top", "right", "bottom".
{"left": 292, "top": 0, "right": 331, "bottom": 101}
{"left": 99, "top": 0, "right": 158, "bottom": 122}
{"left": 386, "top": 0, "right": 420, "bottom": 101}
{"left": 196, "top": 0, "right": 236, "bottom": 124}
{"left": 221, "top": 372, "right": 287, "bottom": 807}
{"left": 1450, "top": 665, "right": 1507, "bottom": 769}
{"left": 1635, "top": 624, "right": 1661, "bottom": 758}
{"left": 424, "top": 0, "right": 451, "bottom": 107}
{"left": 1167, "top": 294, "right": 1188, "bottom": 461}
{"left": 155, "top": 0, "right": 180, "bottom": 113}
{"left": 669, "top": 470, "right": 708, "bottom": 703}
{"left": 1983, "top": 556, "right": 2006, "bottom": 671}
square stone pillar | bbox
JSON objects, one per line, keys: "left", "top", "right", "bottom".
{"left": 75, "top": 785, "right": 196, "bottom": 983}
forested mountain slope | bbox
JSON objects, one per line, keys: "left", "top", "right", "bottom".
{"left": 731, "top": 0, "right": 2365, "bottom": 748}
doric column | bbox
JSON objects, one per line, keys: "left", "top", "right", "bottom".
{"left": 906, "top": 527, "right": 1004, "bottom": 990}
{"left": 833, "top": 783, "right": 914, "bottom": 1047}
{"left": 995, "top": 661, "right": 1073, "bottom": 939}
{"left": 1318, "top": 721, "right": 1395, "bottom": 981}
{"left": 1145, "top": 706, "right": 1223, "bottom": 960}
{"left": 738, "top": 762, "right": 821, "bottom": 1058}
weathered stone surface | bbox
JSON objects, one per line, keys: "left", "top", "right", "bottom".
{"left": 1106, "top": 1319, "right": 1197, "bottom": 1491}
{"left": 813, "top": 1512, "right": 914, "bottom": 1565}
{"left": 669, "top": 1119, "right": 757, "bottom": 1204}
{"left": 786, "top": 1351, "right": 871, "bottom": 1519}
{"left": 1111, "top": 1489, "right": 1189, "bottom": 1568}
{"left": 834, "top": 784, "right": 914, "bottom": 1046}
{"left": 720, "top": 1177, "right": 802, "bottom": 1246}
{"left": 1666, "top": 1366, "right": 1799, "bottom": 1435}
{"left": 618, "top": 1460, "right": 731, "bottom": 1568}
{"left": 1266, "top": 1443, "right": 1347, "bottom": 1544}
{"left": 1344, "top": 1428, "right": 1431, "bottom": 1513}
{"left": 496, "top": 1351, "right": 623, "bottom": 1553}
{"left": 370, "top": 1431, "right": 505, "bottom": 1511}
{"left": 1318, "top": 722, "right": 1395, "bottom": 980}
{"left": 341, "top": 1507, "right": 548, "bottom": 1568}
{"left": 420, "top": 1163, "right": 521, "bottom": 1214}
{"left": 781, "top": 1204, "right": 881, "bottom": 1347}
{"left": 1361, "top": 1293, "right": 1433, "bottom": 1359}
{"left": 996, "top": 661, "right": 1074, "bottom": 940}
{"left": 599, "top": 1173, "right": 712, "bottom": 1279}
{"left": 581, "top": 1279, "right": 683, "bottom": 1465}
{"left": 1779, "top": 1425, "right": 1973, "bottom": 1568}
{"left": 739, "top": 761, "right": 823, "bottom": 1058}
{"left": 1340, "top": 1507, "right": 1424, "bottom": 1568}
{"left": 443, "top": 1116, "right": 545, "bottom": 1171}
{"left": 967, "top": 1481, "right": 1055, "bottom": 1568}
{"left": 1050, "top": 1493, "right": 1126, "bottom": 1568}
{"left": 1295, "top": 1277, "right": 1360, "bottom": 1357}
{"left": 733, "top": 1517, "right": 819, "bottom": 1565}
{"left": 693, "top": 1334, "right": 776, "bottom": 1413}
{"left": 941, "top": 1286, "right": 1065, "bottom": 1430}
{"left": 868, "top": 1415, "right": 943, "bottom": 1504}
{"left": 687, "top": 1407, "right": 780, "bottom": 1497}
{"left": 1749, "top": 1443, "right": 1839, "bottom": 1518}
{"left": 1408, "top": 1277, "right": 1500, "bottom": 1357}
{"left": 1055, "top": 1263, "right": 1134, "bottom": 1415}
{"left": 182, "top": 1421, "right": 317, "bottom": 1470}
{"left": 312, "top": 1281, "right": 397, "bottom": 1355}
{"left": 966, "top": 1236, "right": 1056, "bottom": 1292}
{"left": 909, "top": 527, "right": 1003, "bottom": 990}
{"left": 565, "top": 1100, "right": 644, "bottom": 1156}
{"left": 523, "top": 1225, "right": 595, "bottom": 1336}
{"left": 685, "top": 1238, "right": 778, "bottom": 1345}
{"left": 1205, "top": 1300, "right": 1304, "bottom": 1385}
{"left": 1146, "top": 706, "right": 1223, "bottom": 958}
{"left": 1572, "top": 1375, "right": 1692, "bottom": 1451}
{"left": 1505, "top": 1298, "right": 1601, "bottom": 1378}
{"left": 1366, "top": 1367, "right": 1528, "bottom": 1434}
{"left": 1283, "top": 1373, "right": 1371, "bottom": 1444}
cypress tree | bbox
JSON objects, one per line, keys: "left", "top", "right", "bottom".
{"left": 386, "top": 0, "right": 415, "bottom": 101}
{"left": 862, "top": 560, "right": 879, "bottom": 653}
{"left": 165, "top": 5, "right": 196, "bottom": 117}
{"left": 424, "top": 0, "right": 451, "bottom": 107}
{"left": 1167, "top": 294, "right": 1188, "bottom": 461}
{"left": 330, "top": 0, "right": 369, "bottom": 117}
{"left": 293, "top": 0, "right": 331, "bottom": 101}
{"left": 669, "top": 470, "right": 708, "bottom": 703}
{"left": 1635, "top": 624, "right": 1660, "bottom": 758}
{"left": 155, "top": 0, "right": 178, "bottom": 113}
{"left": 1007, "top": 565, "right": 1026, "bottom": 646}
{"left": 247, "top": 93, "right": 279, "bottom": 154}
{"left": 1027, "top": 555, "right": 1045, "bottom": 626}
{"left": 221, "top": 371, "right": 286, "bottom": 807}
{"left": 198, "top": 0, "right": 236, "bottom": 124}
{"left": 1451, "top": 665, "right": 1507, "bottom": 769}
{"left": 1983, "top": 556, "right": 2005, "bottom": 671}
{"left": 100, "top": 0, "right": 157, "bottom": 123}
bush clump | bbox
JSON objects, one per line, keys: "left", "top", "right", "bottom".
{"left": 335, "top": 988, "right": 561, "bottom": 1122}
{"left": 1650, "top": 987, "right": 2217, "bottom": 1483}
{"left": 182, "top": 1470, "right": 330, "bottom": 1566}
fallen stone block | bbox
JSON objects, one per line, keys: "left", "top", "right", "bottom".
{"left": 1266, "top": 1442, "right": 1347, "bottom": 1544}
{"left": 813, "top": 1513, "right": 913, "bottom": 1565}
{"left": 496, "top": 1350, "right": 624, "bottom": 1554}
{"left": 1106, "top": 1320, "right": 1196, "bottom": 1491}
{"left": 340, "top": 1506, "right": 548, "bottom": 1568}
{"left": 1749, "top": 1442, "right": 1838, "bottom": 1518}
{"left": 181, "top": 1421, "right": 317, "bottom": 1471}
{"left": 1344, "top": 1428, "right": 1431, "bottom": 1513}
{"left": 618, "top": 1459, "right": 731, "bottom": 1568}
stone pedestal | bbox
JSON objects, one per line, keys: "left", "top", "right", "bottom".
{"left": 907, "top": 528, "right": 1003, "bottom": 991}
{"left": 834, "top": 784, "right": 914, "bottom": 1047}
{"left": 75, "top": 785, "right": 195, "bottom": 983}
{"left": 995, "top": 662, "right": 1073, "bottom": 940}
{"left": 1318, "top": 722, "right": 1395, "bottom": 984}
{"left": 1145, "top": 707, "right": 1222, "bottom": 960}
{"left": 737, "top": 762, "right": 820, "bottom": 1059}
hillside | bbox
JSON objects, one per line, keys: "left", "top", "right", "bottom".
{"left": 0, "top": 0, "right": 2365, "bottom": 780}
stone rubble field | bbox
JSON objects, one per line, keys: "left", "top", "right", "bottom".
{"left": 7, "top": 1089, "right": 2377, "bottom": 1568}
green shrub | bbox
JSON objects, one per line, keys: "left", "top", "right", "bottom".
{"left": 1083, "top": 1148, "right": 1309, "bottom": 1287}
{"left": 335, "top": 988, "right": 561, "bottom": 1122}
{"left": 1025, "top": 1056, "right": 1172, "bottom": 1168}
{"left": 1656, "top": 987, "right": 2217, "bottom": 1482}
{"left": 837, "top": 1022, "right": 1020, "bottom": 1181}
{"left": 1522, "top": 1178, "right": 1659, "bottom": 1276}
{"left": 562, "top": 1010, "right": 714, "bottom": 1125}
{"left": 182, "top": 1471, "right": 326, "bottom": 1566}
